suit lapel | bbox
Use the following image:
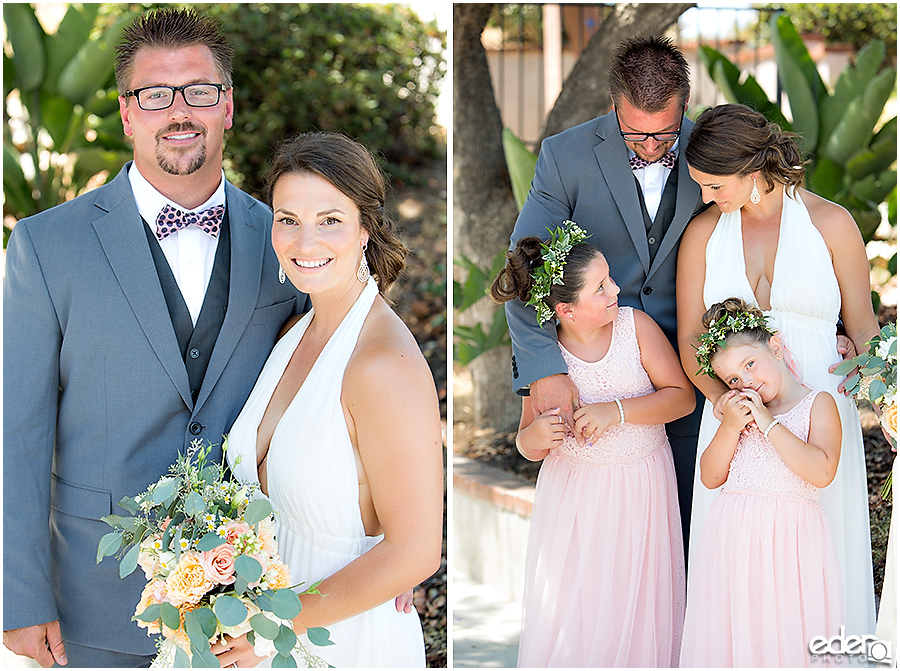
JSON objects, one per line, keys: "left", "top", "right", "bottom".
{"left": 650, "top": 117, "right": 700, "bottom": 278}
{"left": 593, "top": 114, "right": 651, "bottom": 274}
{"left": 194, "top": 182, "right": 268, "bottom": 412}
{"left": 91, "top": 165, "right": 193, "bottom": 407}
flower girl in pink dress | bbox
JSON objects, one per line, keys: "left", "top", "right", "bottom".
{"left": 491, "top": 221, "right": 695, "bottom": 667}
{"left": 680, "top": 298, "right": 844, "bottom": 667}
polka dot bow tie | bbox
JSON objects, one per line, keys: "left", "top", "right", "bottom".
{"left": 629, "top": 151, "right": 677, "bottom": 171}
{"left": 155, "top": 203, "right": 225, "bottom": 241}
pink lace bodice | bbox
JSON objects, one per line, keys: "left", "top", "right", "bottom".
{"left": 555, "top": 307, "right": 668, "bottom": 466}
{"left": 720, "top": 391, "right": 821, "bottom": 504}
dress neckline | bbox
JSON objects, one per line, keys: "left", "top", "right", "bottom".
{"left": 735, "top": 187, "right": 787, "bottom": 312}
{"left": 558, "top": 306, "right": 625, "bottom": 365}
{"left": 255, "top": 278, "right": 379, "bottom": 491}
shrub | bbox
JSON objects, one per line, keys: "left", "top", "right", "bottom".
{"left": 200, "top": 3, "right": 446, "bottom": 199}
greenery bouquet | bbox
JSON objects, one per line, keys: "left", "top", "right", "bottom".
{"left": 96, "top": 439, "right": 332, "bottom": 667}
{"left": 835, "top": 322, "right": 897, "bottom": 499}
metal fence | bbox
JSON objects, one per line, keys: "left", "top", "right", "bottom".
{"left": 484, "top": 4, "right": 785, "bottom": 149}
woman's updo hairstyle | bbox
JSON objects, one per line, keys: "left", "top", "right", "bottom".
{"left": 685, "top": 104, "right": 807, "bottom": 195}
{"left": 491, "top": 239, "right": 600, "bottom": 311}
{"left": 266, "top": 132, "right": 408, "bottom": 294}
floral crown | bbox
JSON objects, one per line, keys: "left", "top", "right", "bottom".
{"left": 694, "top": 309, "right": 776, "bottom": 378}
{"left": 525, "top": 220, "right": 591, "bottom": 325}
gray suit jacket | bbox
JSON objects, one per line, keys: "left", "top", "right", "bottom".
{"left": 3, "top": 163, "right": 307, "bottom": 655}
{"left": 506, "top": 109, "right": 703, "bottom": 394}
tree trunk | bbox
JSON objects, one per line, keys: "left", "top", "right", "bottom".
{"left": 454, "top": 3, "right": 522, "bottom": 432}
{"left": 540, "top": 3, "right": 694, "bottom": 145}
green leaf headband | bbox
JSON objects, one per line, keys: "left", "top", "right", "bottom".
{"left": 525, "top": 220, "right": 591, "bottom": 326}
{"left": 694, "top": 310, "right": 777, "bottom": 378}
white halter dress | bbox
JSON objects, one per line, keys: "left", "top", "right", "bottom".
{"left": 227, "top": 278, "right": 425, "bottom": 667}
{"left": 687, "top": 187, "right": 876, "bottom": 641}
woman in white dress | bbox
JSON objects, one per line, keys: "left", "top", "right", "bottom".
{"left": 676, "top": 104, "right": 880, "bottom": 645}
{"left": 213, "top": 132, "right": 444, "bottom": 667}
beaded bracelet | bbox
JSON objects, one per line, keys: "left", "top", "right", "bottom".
{"left": 763, "top": 418, "right": 780, "bottom": 439}
{"left": 615, "top": 398, "right": 625, "bottom": 425}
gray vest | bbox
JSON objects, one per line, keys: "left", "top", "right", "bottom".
{"left": 635, "top": 164, "right": 679, "bottom": 265}
{"left": 143, "top": 211, "right": 231, "bottom": 406}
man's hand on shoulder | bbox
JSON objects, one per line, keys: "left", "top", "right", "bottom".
{"left": 529, "top": 374, "right": 580, "bottom": 435}
{"left": 4, "top": 621, "right": 67, "bottom": 667}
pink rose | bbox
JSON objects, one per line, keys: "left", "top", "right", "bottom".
{"left": 199, "top": 543, "right": 236, "bottom": 585}
{"left": 220, "top": 521, "right": 250, "bottom": 543}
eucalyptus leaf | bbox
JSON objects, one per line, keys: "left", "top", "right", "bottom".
{"left": 250, "top": 613, "right": 280, "bottom": 640}
{"left": 117, "top": 495, "right": 141, "bottom": 515}
{"left": 868, "top": 378, "right": 888, "bottom": 402}
{"left": 306, "top": 626, "right": 334, "bottom": 647}
{"left": 119, "top": 541, "right": 141, "bottom": 578}
{"left": 243, "top": 498, "right": 273, "bottom": 526}
{"left": 235, "top": 555, "right": 263, "bottom": 583}
{"left": 213, "top": 595, "right": 248, "bottom": 627}
{"left": 96, "top": 531, "right": 122, "bottom": 563}
{"left": 174, "top": 647, "right": 191, "bottom": 668}
{"left": 193, "top": 607, "right": 218, "bottom": 639}
{"left": 184, "top": 490, "right": 206, "bottom": 518}
{"left": 160, "top": 602, "right": 181, "bottom": 631}
{"left": 832, "top": 358, "right": 860, "bottom": 376}
{"left": 197, "top": 531, "right": 226, "bottom": 551}
{"left": 189, "top": 643, "right": 220, "bottom": 668}
{"left": 274, "top": 624, "right": 297, "bottom": 656}
{"left": 844, "top": 373, "right": 861, "bottom": 394}
{"left": 271, "top": 653, "right": 298, "bottom": 668}
{"left": 152, "top": 478, "right": 178, "bottom": 505}
{"left": 135, "top": 603, "right": 162, "bottom": 623}
{"left": 269, "top": 588, "right": 302, "bottom": 620}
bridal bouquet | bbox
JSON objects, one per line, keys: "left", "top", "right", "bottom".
{"left": 96, "top": 439, "right": 332, "bottom": 667}
{"left": 835, "top": 322, "right": 897, "bottom": 499}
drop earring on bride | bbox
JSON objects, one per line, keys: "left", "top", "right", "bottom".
{"left": 750, "top": 178, "right": 761, "bottom": 204}
{"left": 278, "top": 264, "right": 286, "bottom": 284}
{"left": 357, "top": 243, "right": 370, "bottom": 283}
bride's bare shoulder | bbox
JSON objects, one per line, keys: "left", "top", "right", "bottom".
{"left": 345, "top": 297, "right": 433, "bottom": 393}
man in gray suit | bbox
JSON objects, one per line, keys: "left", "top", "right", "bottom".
{"left": 506, "top": 36, "right": 706, "bottom": 556}
{"left": 3, "top": 9, "right": 305, "bottom": 667}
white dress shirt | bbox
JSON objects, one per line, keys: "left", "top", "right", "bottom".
{"left": 630, "top": 138, "right": 679, "bottom": 222}
{"left": 129, "top": 164, "right": 225, "bottom": 325}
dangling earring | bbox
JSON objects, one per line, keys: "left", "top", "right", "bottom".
{"left": 750, "top": 177, "right": 761, "bottom": 204}
{"left": 278, "top": 264, "right": 286, "bottom": 284}
{"left": 357, "top": 243, "right": 370, "bottom": 283}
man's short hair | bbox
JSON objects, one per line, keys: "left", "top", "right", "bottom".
{"left": 115, "top": 8, "right": 234, "bottom": 94}
{"left": 609, "top": 35, "right": 690, "bottom": 113}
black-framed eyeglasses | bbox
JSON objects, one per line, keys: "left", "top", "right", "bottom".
{"left": 614, "top": 107, "right": 682, "bottom": 143}
{"left": 124, "top": 83, "right": 228, "bottom": 111}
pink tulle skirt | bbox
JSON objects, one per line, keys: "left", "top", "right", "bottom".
{"left": 680, "top": 491, "right": 844, "bottom": 667}
{"left": 517, "top": 446, "right": 685, "bottom": 668}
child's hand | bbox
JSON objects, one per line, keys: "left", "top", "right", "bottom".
{"left": 720, "top": 390, "right": 753, "bottom": 433}
{"left": 574, "top": 402, "right": 618, "bottom": 443}
{"left": 518, "top": 407, "right": 566, "bottom": 456}
{"left": 737, "top": 389, "right": 774, "bottom": 430}
{"left": 395, "top": 589, "right": 415, "bottom": 614}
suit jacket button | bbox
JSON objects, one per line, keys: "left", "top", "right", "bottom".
{"left": 189, "top": 348, "right": 201, "bottom": 359}
{"left": 643, "top": 286, "right": 653, "bottom": 295}
{"left": 189, "top": 422, "right": 203, "bottom": 435}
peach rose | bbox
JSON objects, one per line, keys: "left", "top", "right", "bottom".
{"left": 134, "top": 580, "right": 166, "bottom": 634}
{"left": 165, "top": 552, "right": 213, "bottom": 607}
{"left": 263, "top": 561, "right": 292, "bottom": 590}
{"left": 257, "top": 519, "right": 278, "bottom": 556}
{"left": 883, "top": 403, "right": 897, "bottom": 439}
{"left": 220, "top": 521, "right": 250, "bottom": 543}
{"left": 199, "top": 543, "right": 236, "bottom": 585}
